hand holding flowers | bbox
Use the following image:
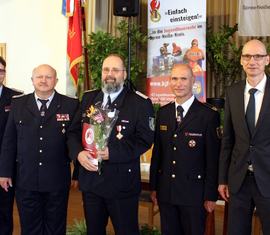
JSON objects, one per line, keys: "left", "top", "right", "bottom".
{"left": 82, "top": 101, "right": 119, "bottom": 174}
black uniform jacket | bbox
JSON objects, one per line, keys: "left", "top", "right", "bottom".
{"left": 0, "top": 91, "right": 79, "bottom": 192}
{"left": 150, "top": 98, "right": 221, "bottom": 206}
{"left": 0, "top": 85, "right": 22, "bottom": 154}
{"left": 219, "top": 77, "right": 270, "bottom": 197}
{"left": 67, "top": 87, "right": 155, "bottom": 199}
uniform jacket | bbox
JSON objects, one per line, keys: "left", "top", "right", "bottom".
{"left": 0, "top": 91, "right": 79, "bottom": 192}
{"left": 219, "top": 77, "right": 270, "bottom": 197}
{"left": 67, "top": 87, "right": 155, "bottom": 199}
{"left": 150, "top": 98, "right": 221, "bottom": 206}
{"left": 0, "top": 85, "right": 22, "bottom": 154}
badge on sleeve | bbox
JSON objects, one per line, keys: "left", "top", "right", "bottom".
{"left": 149, "top": 117, "right": 154, "bottom": 131}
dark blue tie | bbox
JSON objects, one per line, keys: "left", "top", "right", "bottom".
{"left": 246, "top": 88, "right": 257, "bottom": 136}
{"left": 176, "top": 106, "right": 184, "bottom": 125}
{"left": 38, "top": 98, "right": 49, "bottom": 117}
{"left": 106, "top": 95, "right": 111, "bottom": 108}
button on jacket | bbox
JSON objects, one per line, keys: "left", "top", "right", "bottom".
{"left": 0, "top": 91, "right": 79, "bottom": 192}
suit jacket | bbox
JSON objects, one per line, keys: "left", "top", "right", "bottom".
{"left": 0, "top": 91, "right": 79, "bottom": 192}
{"left": 150, "top": 98, "right": 221, "bottom": 206}
{"left": 219, "top": 77, "right": 270, "bottom": 197}
{"left": 67, "top": 87, "right": 155, "bottom": 199}
{"left": 0, "top": 85, "right": 22, "bottom": 154}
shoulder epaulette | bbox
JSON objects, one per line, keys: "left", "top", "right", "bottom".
{"left": 159, "top": 101, "right": 173, "bottom": 109}
{"left": 135, "top": 91, "right": 148, "bottom": 99}
{"left": 11, "top": 88, "right": 24, "bottom": 94}
{"left": 65, "top": 94, "right": 78, "bottom": 99}
{"left": 84, "top": 88, "right": 98, "bottom": 93}
{"left": 203, "top": 102, "right": 218, "bottom": 111}
{"left": 12, "top": 93, "right": 25, "bottom": 98}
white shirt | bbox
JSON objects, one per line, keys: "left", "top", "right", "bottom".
{"left": 34, "top": 91, "right": 55, "bottom": 110}
{"left": 175, "top": 95, "right": 195, "bottom": 118}
{"left": 244, "top": 74, "right": 266, "bottom": 126}
{"left": 103, "top": 86, "right": 124, "bottom": 107}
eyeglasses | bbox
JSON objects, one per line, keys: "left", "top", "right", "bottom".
{"left": 102, "top": 67, "right": 125, "bottom": 75}
{"left": 241, "top": 54, "right": 268, "bottom": 61}
{"left": 0, "top": 69, "right": 6, "bottom": 75}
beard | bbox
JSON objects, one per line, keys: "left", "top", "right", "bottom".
{"left": 102, "top": 76, "right": 122, "bottom": 93}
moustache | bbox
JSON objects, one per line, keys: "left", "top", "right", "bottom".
{"left": 105, "top": 76, "right": 116, "bottom": 82}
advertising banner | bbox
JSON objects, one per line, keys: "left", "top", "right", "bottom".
{"left": 147, "top": 0, "right": 206, "bottom": 105}
{"left": 239, "top": 0, "right": 270, "bottom": 36}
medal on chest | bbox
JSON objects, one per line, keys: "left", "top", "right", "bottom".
{"left": 116, "top": 125, "right": 123, "bottom": 140}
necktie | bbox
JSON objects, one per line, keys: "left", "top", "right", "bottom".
{"left": 106, "top": 95, "right": 111, "bottom": 108}
{"left": 38, "top": 98, "right": 49, "bottom": 117}
{"left": 246, "top": 88, "right": 257, "bottom": 136}
{"left": 176, "top": 106, "right": 184, "bottom": 125}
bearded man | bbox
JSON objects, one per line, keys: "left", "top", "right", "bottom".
{"left": 67, "top": 54, "right": 155, "bottom": 235}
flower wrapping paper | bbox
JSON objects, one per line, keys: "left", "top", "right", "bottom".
{"left": 82, "top": 101, "right": 119, "bottom": 174}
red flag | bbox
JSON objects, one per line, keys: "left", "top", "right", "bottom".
{"left": 67, "top": 0, "right": 83, "bottom": 89}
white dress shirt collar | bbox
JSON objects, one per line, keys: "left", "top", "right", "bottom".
{"left": 103, "top": 85, "right": 124, "bottom": 107}
{"left": 244, "top": 74, "right": 266, "bottom": 124}
{"left": 175, "top": 95, "right": 195, "bottom": 118}
{"left": 245, "top": 74, "right": 266, "bottom": 94}
{"left": 34, "top": 91, "right": 55, "bottom": 110}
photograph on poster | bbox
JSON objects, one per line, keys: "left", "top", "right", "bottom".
{"left": 147, "top": 0, "right": 207, "bottom": 105}
{"left": 147, "top": 23, "right": 206, "bottom": 78}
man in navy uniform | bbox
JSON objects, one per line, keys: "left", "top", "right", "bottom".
{"left": 67, "top": 54, "right": 155, "bottom": 235}
{"left": 150, "top": 64, "right": 221, "bottom": 235}
{"left": 0, "top": 56, "right": 23, "bottom": 235}
{"left": 0, "top": 64, "right": 79, "bottom": 235}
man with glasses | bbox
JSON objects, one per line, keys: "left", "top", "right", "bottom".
{"left": 219, "top": 39, "right": 270, "bottom": 234}
{"left": 67, "top": 54, "right": 155, "bottom": 235}
{"left": 0, "top": 56, "right": 22, "bottom": 235}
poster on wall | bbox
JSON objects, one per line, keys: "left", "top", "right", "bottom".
{"left": 147, "top": 0, "right": 207, "bottom": 106}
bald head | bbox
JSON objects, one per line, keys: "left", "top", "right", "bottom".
{"left": 33, "top": 64, "right": 57, "bottom": 78}
{"left": 171, "top": 64, "right": 194, "bottom": 78}
{"left": 241, "top": 39, "right": 269, "bottom": 86}
{"left": 31, "top": 64, "right": 58, "bottom": 99}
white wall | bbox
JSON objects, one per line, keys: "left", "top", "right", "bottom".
{"left": 0, "top": 0, "right": 75, "bottom": 96}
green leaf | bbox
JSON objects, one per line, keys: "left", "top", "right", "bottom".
{"left": 78, "top": 20, "right": 147, "bottom": 99}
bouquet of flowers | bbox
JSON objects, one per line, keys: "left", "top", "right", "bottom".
{"left": 82, "top": 101, "right": 119, "bottom": 174}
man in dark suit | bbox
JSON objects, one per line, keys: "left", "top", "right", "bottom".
{"left": 0, "top": 64, "right": 79, "bottom": 235}
{"left": 67, "top": 54, "right": 155, "bottom": 235}
{"left": 0, "top": 56, "right": 23, "bottom": 235}
{"left": 219, "top": 39, "right": 270, "bottom": 234}
{"left": 150, "top": 64, "right": 221, "bottom": 235}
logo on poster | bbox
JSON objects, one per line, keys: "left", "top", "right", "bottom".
{"left": 193, "top": 81, "right": 201, "bottom": 94}
{"left": 150, "top": 0, "right": 161, "bottom": 22}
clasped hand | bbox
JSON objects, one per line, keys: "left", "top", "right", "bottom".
{"left": 77, "top": 147, "right": 109, "bottom": 172}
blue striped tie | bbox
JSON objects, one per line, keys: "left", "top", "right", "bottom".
{"left": 38, "top": 99, "right": 49, "bottom": 117}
